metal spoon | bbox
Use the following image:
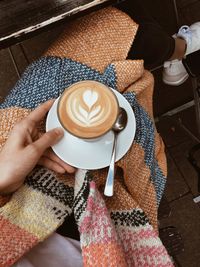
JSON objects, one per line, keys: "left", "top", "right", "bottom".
{"left": 104, "top": 107, "right": 128, "bottom": 197}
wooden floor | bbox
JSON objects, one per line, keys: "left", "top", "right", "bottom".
{"left": 1, "top": 1, "right": 200, "bottom": 266}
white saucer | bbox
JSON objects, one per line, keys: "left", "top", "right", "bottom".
{"left": 46, "top": 89, "right": 136, "bottom": 170}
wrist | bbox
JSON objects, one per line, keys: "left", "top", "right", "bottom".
{"left": 0, "top": 180, "right": 23, "bottom": 195}
{"left": 0, "top": 164, "right": 22, "bottom": 195}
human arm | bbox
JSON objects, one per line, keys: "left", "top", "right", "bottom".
{"left": 0, "top": 100, "right": 75, "bottom": 195}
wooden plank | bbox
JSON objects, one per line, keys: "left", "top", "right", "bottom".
{"left": 156, "top": 105, "right": 199, "bottom": 146}
{"left": 0, "top": 48, "right": 19, "bottom": 100}
{"left": 10, "top": 44, "right": 29, "bottom": 75}
{"left": 164, "top": 150, "right": 189, "bottom": 202}
{"left": 153, "top": 68, "right": 194, "bottom": 117}
{"left": 159, "top": 194, "right": 200, "bottom": 266}
{"left": 21, "top": 25, "right": 66, "bottom": 63}
{"left": 0, "top": 0, "right": 115, "bottom": 49}
{"left": 169, "top": 139, "right": 200, "bottom": 197}
{"left": 156, "top": 115, "right": 190, "bottom": 148}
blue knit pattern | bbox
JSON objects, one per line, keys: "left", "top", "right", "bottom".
{"left": 0, "top": 57, "right": 117, "bottom": 110}
{"left": 123, "top": 92, "right": 166, "bottom": 204}
{"left": 0, "top": 56, "right": 166, "bottom": 204}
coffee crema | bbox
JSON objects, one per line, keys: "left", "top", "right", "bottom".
{"left": 57, "top": 80, "right": 119, "bottom": 139}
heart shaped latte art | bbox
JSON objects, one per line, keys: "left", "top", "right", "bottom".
{"left": 71, "top": 90, "right": 104, "bottom": 126}
{"left": 83, "top": 90, "right": 98, "bottom": 109}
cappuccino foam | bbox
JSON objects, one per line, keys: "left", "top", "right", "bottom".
{"left": 58, "top": 81, "right": 119, "bottom": 138}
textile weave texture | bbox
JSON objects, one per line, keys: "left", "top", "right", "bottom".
{"left": 0, "top": 7, "right": 173, "bottom": 267}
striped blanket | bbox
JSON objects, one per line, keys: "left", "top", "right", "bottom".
{"left": 0, "top": 7, "right": 173, "bottom": 267}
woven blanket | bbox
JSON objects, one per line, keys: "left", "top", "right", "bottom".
{"left": 0, "top": 7, "right": 173, "bottom": 267}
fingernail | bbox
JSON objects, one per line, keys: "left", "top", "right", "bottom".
{"left": 58, "top": 167, "right": 66, "bottom": 174}
{"left": 55, "top": 127, "right": 64, "bottom": 136}
{"left": 67, "top": 167, "right": 76, "bottom": 173}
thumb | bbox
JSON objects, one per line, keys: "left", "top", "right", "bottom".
{"left": 31, "top": 127, "right": 64, "bottom": 154}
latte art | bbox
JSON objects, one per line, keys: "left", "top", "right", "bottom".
{"left": 67, "top": 89, "right": 112, "bottom": 127}
{"left": 58, "top": 81, "right": 119, "bottom": 139}
{"left": 70, "top": 90, "right": 103, "bottom": 126}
